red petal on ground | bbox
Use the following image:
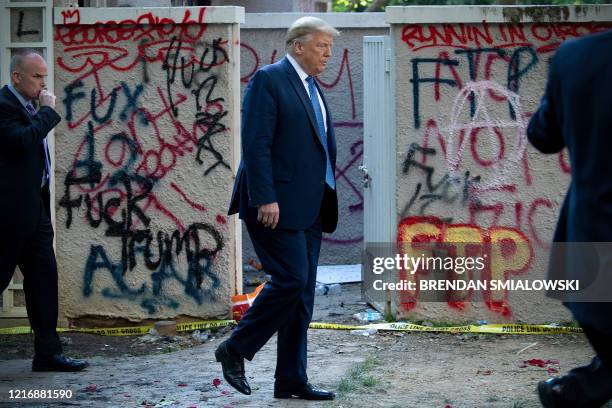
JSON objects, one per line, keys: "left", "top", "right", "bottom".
{"left": 85, "top": 384, "right": 97, "bottom": 392}
{"left": 212, "top": 378, "right": 222, "bottom": 388}
{"left": 524, "top": 359, "right": 560, "bottom": 368}
{"left": 177, "top": 382, "right": 188, "bottom": 387}
{"left": 524, "top": 359, "right": 548, "bottom": 367}
{"left": 547, "top": 367, "right": 559, "bottom": 374}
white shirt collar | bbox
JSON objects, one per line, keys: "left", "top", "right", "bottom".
{"left": 7, "top": 84, "right": 31, "bottom": 109}
{"left": 286, "top": 54, "right": 310, "bottom": 83}
{"left": 285, "top": 53, "right": 327, "bottom": 131}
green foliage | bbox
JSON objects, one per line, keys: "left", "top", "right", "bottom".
{"left": 389, "top": 0, "right": 606, "bottom": 4}
{"left": 337, "top": 356, "right": 382, "bottom": 395}
{"left": 333, "top": 0, "right": 375, "bottom": 12}
{"left": 383, "top": 310, "right": 396, "bottom": 322}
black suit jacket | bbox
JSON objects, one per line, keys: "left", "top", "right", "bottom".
{"left": 527, "top": 31, "right": 612, "bottom": 333}
{"left": 529, "top": 30, "right": 612, "bottom": 243}
{"left": 228, "top": 57, "right": 338, "bottom": 233}
{"left": 0, "top": 85, "right": 61, "bottom": 237}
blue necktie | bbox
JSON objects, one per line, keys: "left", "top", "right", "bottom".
{"left": 26, "top": 103, "right": 51, "bottom": 186}
{"left": 306, "top": 76, "right": 335, "bottom": 190}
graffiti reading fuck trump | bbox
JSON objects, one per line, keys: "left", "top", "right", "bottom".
{"left": 54, "top": 8, "right": 235, "bottom": 316}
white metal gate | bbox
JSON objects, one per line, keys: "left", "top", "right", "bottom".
{"left": 362, "top": 36, "right": 395, "bottom": 243}
{"left": 362, "top": 35, "right": 396, "bottom": 313}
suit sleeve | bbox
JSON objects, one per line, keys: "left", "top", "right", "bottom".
{"left": 527, "top": 54, "right": 564, "bottom": 154}
{"left": 241, "top": 69, "right": 278, "bottom": 206}
{"left": 0, "top": 104, "right": 61, "bottom": 152}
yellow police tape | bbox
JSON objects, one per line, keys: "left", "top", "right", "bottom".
{"left": 309, "top": 322, "right": 583, "bottom": 334}
{"left": 0, "top": 320, "right": 236, "bottom": 336}
{"left": 0, "top": 320, "right": 581, "bottom": 336}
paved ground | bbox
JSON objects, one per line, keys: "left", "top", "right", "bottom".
{"left": 0, "top": 283, "right": 608, "bottom": 408}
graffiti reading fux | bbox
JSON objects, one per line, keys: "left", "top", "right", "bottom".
{"left": 55, "top": 9, "right": 232, "bottom": 314}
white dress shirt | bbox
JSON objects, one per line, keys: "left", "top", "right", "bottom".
{"left": 286, "top": 54, "right": 328, "bottom": 132}
{"left": 8, "top": 84, "right": 48, "bottom": 187}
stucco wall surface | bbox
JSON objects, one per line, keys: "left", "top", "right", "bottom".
{"left": 389, "top": 5, "right": 612, "bottom": 322}
{"left": 52, "top": 7, "right": 242, "bottom": 322}
{"left": 212, "top": 0, "right": 322, "bottom": 13}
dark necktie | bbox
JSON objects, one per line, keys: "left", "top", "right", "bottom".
{"left": 26, "top": 103, "right": 51, "bottom": 186}
{"left": 306, "top": 76, "right": 335, "bottom": 190}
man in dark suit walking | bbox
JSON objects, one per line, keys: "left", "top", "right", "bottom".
{"left": 528, "top": 31, "right": 612, "bottom": 407}
{"left": 217, "top": 17, "right": 339, "bottom": 400}
{"left": 0, "top": 50, "right": 88, "bottom": 372}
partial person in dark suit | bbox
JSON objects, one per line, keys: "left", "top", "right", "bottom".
{"left": 528, "top": 31, "right": 612, "bottom": 408}
{"left": 0, "top": 50, "right": 88, "bottom": 372}
{"left": 216, "top": 17, "right": 339, "bottom": 400}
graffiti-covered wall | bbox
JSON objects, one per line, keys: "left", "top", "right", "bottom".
{"left": 53, "top": 6, "right": 243, "bottom": 322}
{"left": 241, "top": 13, "right": 387, "bottom": 266}
{"left": 389, "top": 6, "right": 612, "bottom": 322}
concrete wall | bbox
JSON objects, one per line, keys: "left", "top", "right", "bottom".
{"left": 388, "top": 5, "right": 612, "bottom": 323}
{"left": 52, "top": 6, "right": 243, "bottom": 323}
{"left": 113, "top": 0, "right": 331, "bottom": 12}
{"left": 241, "top": 13, "right": 387, "bottom": 266}
{"left": 212, "top": 0, "right": 330, "bottom": 13}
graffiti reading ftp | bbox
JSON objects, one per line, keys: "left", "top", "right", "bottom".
{"left": 410, "top": 47, "right": 539, "bottom": 129}
{"left": 396, "top": 216, "right": 534, "bottom": 317}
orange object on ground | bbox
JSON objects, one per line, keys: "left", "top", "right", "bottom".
{"left": 231, "top": 283, "right": 266, "bottom": 322}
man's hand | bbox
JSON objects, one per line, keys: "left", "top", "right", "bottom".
{"left": 39, "top": 89, "right": 56, "bottom": 109}
{"left": 257, "top": 202, "right": 279, "bottom": 229}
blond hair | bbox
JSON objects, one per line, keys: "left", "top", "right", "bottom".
{"left": 285, "top": 17, "right": 340, "bottom": 53}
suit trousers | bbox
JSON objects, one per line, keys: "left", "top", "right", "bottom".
{"left": 0, "top": 195, "right": 62, "bottom": 357}
{"left": 582, "top": 324, "right": 612, "bottom": 373}
{"left": 227, "top": 215, "right": 323, "bottom": 384}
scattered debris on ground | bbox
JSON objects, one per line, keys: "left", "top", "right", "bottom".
{"left": 0, "top": 283, "right": 605, "bottom": 408}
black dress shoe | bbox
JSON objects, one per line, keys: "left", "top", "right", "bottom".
{"left": 274, "top": 382, "right": 335, "bottom": 400}
{"left": 538, "top": 377, "right": 573, "bottom": 408}
{"left": 214, "top": 340, "right": 251, "bottom": 395}
{"left": 32, "top": 354, "right": 89, "bottom": 372}
{"left": 538, "top": 374, "right": 612, "bottom": 408}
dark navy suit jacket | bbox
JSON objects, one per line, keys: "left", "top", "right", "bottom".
{"left": 0, "top": 85, "right": 60, "bottom": 237}
{"left": 527, "top": 30, "right": 612, "bottom": 332}
{"left": 229, "top": 57, "right": 338, "bottom": 233}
